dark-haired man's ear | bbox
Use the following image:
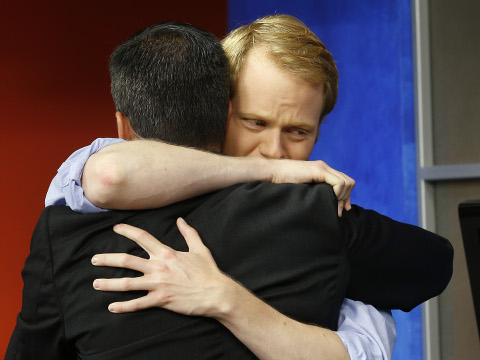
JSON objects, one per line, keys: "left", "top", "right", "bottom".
{"left": 115, "top": 111, "right": 138, "bottom": 140}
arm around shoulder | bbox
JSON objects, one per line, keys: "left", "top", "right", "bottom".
{"left": 81, "top": 140, "right": 276, "bottom": 210}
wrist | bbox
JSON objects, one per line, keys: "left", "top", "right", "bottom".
{"left": 221, "top": 156, "right": 273, "bottom": 184}
{"left": 208, "top": 275, "right": 244, "bottom": 321}
{"left": 243, "top": 157, "right": 275, "bottom": 183}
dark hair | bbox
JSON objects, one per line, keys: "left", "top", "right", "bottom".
{"left": 110, "top": 22, "right": 230, "bottom": 149}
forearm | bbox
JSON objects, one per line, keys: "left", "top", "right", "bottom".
{"left": 82, "top": 140, "right": 354, "bottom": 212}
{"left": 82, "top": 140, "right": 272, "bottom": 209}
{"left": 215, "top": 277, "right": 350, "bottom": 360}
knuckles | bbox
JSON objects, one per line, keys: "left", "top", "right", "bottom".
{"left": 161, "top": 248, "right": 176, "bottom": 260}
{"left": 152, "top": 289, "right": 170, "bottom": 306}
{"left": 129, "top": 300, "right": 142, "bottom": 312}
{"left": 136, "top": 229, "right": 152, "bottom": 243}
{"left": 122, "top": 278, "right": 134, "bottom": 290}
{"left": 119, "top": 254, "right": 133, "bottom": 267}
{"left": 151, "top": 262, "right": 169, "bottom": 275}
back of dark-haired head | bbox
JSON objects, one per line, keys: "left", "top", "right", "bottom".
{"left": 110, "top": 22, "right": 230, "bottom": 149}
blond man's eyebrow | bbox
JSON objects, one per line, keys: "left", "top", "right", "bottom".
{"left": 237, "top": 112, "right": 268, "bottom": 120}
{"left": 239, "top": 113, "right": 315, "bottom": 127}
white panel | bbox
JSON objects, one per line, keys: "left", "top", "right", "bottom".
{"left": 412, "top": 0, "right": 440, "bottom": 359}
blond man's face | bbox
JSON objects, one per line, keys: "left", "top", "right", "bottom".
{"left": 222, "top": 47, "right": 324, "bottom": 161}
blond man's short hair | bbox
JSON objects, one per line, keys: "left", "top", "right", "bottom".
{"left": 222, "top": 14, "right": 338, "bottom": 122}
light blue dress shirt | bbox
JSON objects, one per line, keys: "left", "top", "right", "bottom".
{"left": 45, "top": 138, "right": 396, "bottom": 360}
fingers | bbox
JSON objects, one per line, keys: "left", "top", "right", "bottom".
{"left": 315, "top": 161, "right": 355, "bottom": 212}
{"left": 323, "top": 167, "right": 348, "bottom": 199}
{"left": 338, "top": 200, "right": 345, "bottom": 218}
{"left": 113, "top": 223, "right": 173, "bottom": 255}
{"left": 345, "top": 198, "right": 352, "bottom": 211}
{"left": 92, "top": 253, "right": 151, "bottom": 274}
{"left": 93, "top": 276, "right": 152, "bottom": 292}
{"left": 176, "top": 217, "right": 206, "bottom": 253}
{"left": 331, "top": 169, "right": 355, "bottom": 200}
{"left": 323, "top": 171, "right": 346, "bottom": 197}
{"left": 108, "top": 295, "right": 158, "bottom": 313}
{"left": 329, "top": 168, "right": 355, "bottom": 198}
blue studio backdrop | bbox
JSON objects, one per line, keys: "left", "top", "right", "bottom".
{"left": 227, "top": 1, "right": 420, "bottom": 359}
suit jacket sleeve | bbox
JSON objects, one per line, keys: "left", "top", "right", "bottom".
{"left": 342, "top": 205, "right": 453, "bottom": 312}
{"left": 6, "top": 207, "right": 76, "bottom": 359}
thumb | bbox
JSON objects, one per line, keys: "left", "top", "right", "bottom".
{"left": 176, "top": 217, "right": 205, "bottom": 252}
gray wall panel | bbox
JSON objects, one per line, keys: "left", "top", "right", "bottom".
{"left": 430, "top": 0, "right": 480, "bottom": 165}
{"left": 435, "top": 180, "right": 480, "bottom": 359}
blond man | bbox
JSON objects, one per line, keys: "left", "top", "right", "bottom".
{"left": 44, "top": 16, "right": 452, "bottom": 360}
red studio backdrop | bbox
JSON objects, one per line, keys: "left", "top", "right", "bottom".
{"left": 0, "top": 1, "right": 227, "bottom": 355}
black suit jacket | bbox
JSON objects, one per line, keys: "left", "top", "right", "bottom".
{"left": 6, "top": 182, "right": 453, "bottom": 359}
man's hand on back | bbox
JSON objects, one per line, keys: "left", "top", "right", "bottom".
{"left": 92, "top": 219, "right": 235, "bottom": 317}
{"left": 91, "top": 218, "right": 351, "bottom": 360}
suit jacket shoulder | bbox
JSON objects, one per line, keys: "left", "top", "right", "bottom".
{"left": 342, "top": 205, "right": 453, "bottom": 311}
{"left": 6, "top": 207, "right": 76, "bottom": 359}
